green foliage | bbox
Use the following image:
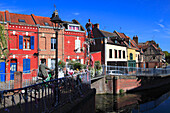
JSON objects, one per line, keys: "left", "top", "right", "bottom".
{"left": 0, "top": 22, "right": 9, "bottom": 61}
{"left": 94, "top": 61, "right": 101, "bottom": 70}
{"left": 119, "top": 89, "right": 124, "bottom": 94}
{"left": 163, "top": 51, "right": 170, "bottom": 63}
{"left": 67, "top": 60, "right": 84, "bottom": 70}
{"left": 73, "top": 62, "right": 82, "bottom": 70}
{"left": 58, "top": 60, "right": 65, "bottom": 69}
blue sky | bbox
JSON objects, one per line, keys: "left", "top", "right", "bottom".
{"left": 1, "top": 0, "right": 170, "bottom": 52}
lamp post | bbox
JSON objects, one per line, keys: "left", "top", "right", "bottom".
{"left": 50, "top": 9, "right": 63, "bottom": 106}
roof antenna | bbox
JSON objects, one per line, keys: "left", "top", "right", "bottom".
{"left": 119, "top": 27, "right": 122, "bottom": 32}
{"left": 54, "top": 4, "right": 56, "bottom": 11}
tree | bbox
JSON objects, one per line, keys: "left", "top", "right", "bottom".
{"left": 0, "top": 22, "right": 10, "bottom": 61}
{"left": 58, "top": 60, "right": 65, "bottom": 69}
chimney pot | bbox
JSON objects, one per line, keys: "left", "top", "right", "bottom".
{"left": 94, "top": 23, "right": 99, "bottom": 29}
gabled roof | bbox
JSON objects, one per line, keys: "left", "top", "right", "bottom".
{"left": 9, "top": 13, "right": 35, "bottom": 25}
{"left": 63, "top": 19, "right": 85, "bottom": 31}
{"left": 114, "top": 30, "right": 140, "bottom": 51}
{"left": 100, "top": 30, "right": 117, "bottom": 37}
{"left": 31, "top": 14, "right": 53, "bottom": 26}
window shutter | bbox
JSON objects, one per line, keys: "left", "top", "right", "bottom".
{"left": 19, "top": 35, "right": 23, "bottom": 49}
{"left": 26, "top": 59, "right": 30, "bottom": 73}
{"left": 23, "top": 59, "right": 26, "bottom": 72}
{"left": 78, "top": 40, "right": 80, "bottom": 51}
{"left": 75, "top": 40, "right": 78, "bottom": 50}
{"left": 31, "top": 36, "right": 34, "bottom": 49}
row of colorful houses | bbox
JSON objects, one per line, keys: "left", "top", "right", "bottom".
{"left": 90, "top": 24, "right": 165, "bottom": 69}
{"left": 0, "top": 10, "right": 165, "bottom": 81}
{"left": 0, "top": 10, "right": 86, "bottom": 81}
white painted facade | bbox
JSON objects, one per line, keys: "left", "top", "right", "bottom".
{"left": 106, "top": 44, "right": 127, "bottom": 62}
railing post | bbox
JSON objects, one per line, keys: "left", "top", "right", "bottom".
{"left": 25, "top": 88, "right": 28, "bottom": 113}
{"left": 54, "top": 80, "right": 59, "bottom": 107}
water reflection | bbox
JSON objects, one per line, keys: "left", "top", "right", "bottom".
{"left": 96, "top": 84, "right": 170, "bottom": 113}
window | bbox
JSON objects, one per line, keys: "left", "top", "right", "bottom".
{"left": 115, "top": 40, "right": 117, "bottom": 44}
{"left": 44, "top": 22, "right": 49, "bottom": 26}
{"left": 130, "top": 53, "right": 133, "bottom": 60}
{"left": 19, "top": 35, "right": 34, "bottom": 50}
{"left": 51, "top": 38, "right": 56, "bottom": 49}
{"left": 119, "top": 50, "right": 121, "bottom": 58}
{"left": 51, "top": 59, "right": 55, "bottom": 69}
{"left": 109, "top": 49, "right": 112, "bottom": 58}
{"left": 75, "top": 37, "right": 81, "bottom": 52}
{"left": 18, "top": 19, "right": 25, "bottom": 23}
{"left": 115, "top": 50, "right": 117, "bottom": 58}
{"left": 23, "top": 59, "right": 30, "bottom": 73}
{"left": 69, "top": 25, "right": 79, "bottom": 30}
{"left": 23, "top": 37, "right": 30, "bottom": 49}
{"left": 123, "top": 51, "right": 125, "bottom": 59}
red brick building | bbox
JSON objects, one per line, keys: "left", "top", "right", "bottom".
{"left": 31, "top": 14, "right": 64, "bottom": 69}
{"left": 0, "top": 10, "right": 86, "bottom": 81}
{"left": 31, "top": 14, "right": 86, "bottom": 69}
{"left": 4, "top": 11, "right": 38, "bottom": 80}
{"left": 63, "top": 20, "right": 86, "bottom": 64}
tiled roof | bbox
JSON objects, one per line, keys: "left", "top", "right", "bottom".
{"left": 31, "top": 14, "right": 53, "bottom": 26}
{"left": 101, "top": 30, "right": 117, "bottom": 43}
{"left": 9, "top": 13, "right": 35, "bottom": 25}
{"left": 0, "top": 11, "right": 5, "bottom": 21}
{"left": 118, "top": 32, "right": 127, "bottom": 39}
{"left": 100, "top": 30, "right": 117, "bottom": 37}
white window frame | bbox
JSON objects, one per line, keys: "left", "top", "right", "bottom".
{"left": 75, "top": 37, "right": 81, "bottom": 53}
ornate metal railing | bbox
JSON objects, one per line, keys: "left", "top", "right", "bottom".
{"left": 0, "top": 72, "right": 91, "bottom": 113}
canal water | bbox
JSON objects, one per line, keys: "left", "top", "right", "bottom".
{"left": 96, "top": 84, "right": 170, "bottom": 113}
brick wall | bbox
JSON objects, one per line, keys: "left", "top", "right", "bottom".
{"left": 38, "top": 28, "right": 64, "bottom": 65}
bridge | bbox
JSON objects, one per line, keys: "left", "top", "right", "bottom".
{"left": 91, "top": 66, "right": 170, "bottom": 94}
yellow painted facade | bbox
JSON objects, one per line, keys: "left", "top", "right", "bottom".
{"left": 127, "top": 48, "right": 136, "bottom": 61}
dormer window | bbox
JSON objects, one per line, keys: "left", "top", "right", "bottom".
{"left": 68, "top": 25, "right": 80, "bottom": 30}
{"left": 44, "top": 22, "right": 49, "bottom": 26}
{"left": 18, "top": 19, "right": 25, "bottom": 23}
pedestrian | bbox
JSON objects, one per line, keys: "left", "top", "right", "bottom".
{"left": 38, "top": 60, "right": 53, "bottom": 80}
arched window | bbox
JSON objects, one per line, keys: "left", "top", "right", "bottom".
{"left": 130, "top": 53, "right": 133, "bottom": 60}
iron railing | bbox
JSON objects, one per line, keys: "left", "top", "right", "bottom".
{"left": 0, "top": 69, "right": 38, "bottom": 91}
{"left": 101, "top": 65, "right": 170, "bottom": 76}
{"left": 0, "top": 72, "right": 91, "bottom": 113}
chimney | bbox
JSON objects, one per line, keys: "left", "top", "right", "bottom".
{"left": 94, "top": 23, "right": 99, "bottom": 29}
{"left": 133, "top": 35, "right": 138, "bottom": 45}
{"left": 5, "top": 10, "right": 10, "bottom": 22}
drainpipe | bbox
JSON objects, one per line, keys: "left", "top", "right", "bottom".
{"left": 105, "top": 38, "right": 107, "bottom": 75}
{"left": 37, "top": 24, "right": 40, "bottom": 67}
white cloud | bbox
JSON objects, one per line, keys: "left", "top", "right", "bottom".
{"left": 153, "top": 29, "right": 160, "bottom": 32}
{"left": 158, "top": 23, "right": 165, "bottom": 28}
{"left": 72, "top": 13, "right": 80, "bottom": 15}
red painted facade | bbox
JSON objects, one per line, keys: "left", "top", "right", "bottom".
{"left": 64, "top": 30, "right": 86, "bottom": 63}
{"left": 5, "top": 11, "right": 38, "bottom": 80}
{"left": 91, "top": 52, "right": 101, "bottom": 63}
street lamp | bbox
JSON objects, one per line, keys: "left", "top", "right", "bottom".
{"left": 50, "top": 9, "right": 63, "bottom": 79}
{"left": 50, "top": 9, "right": 63, "bottom": 106}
